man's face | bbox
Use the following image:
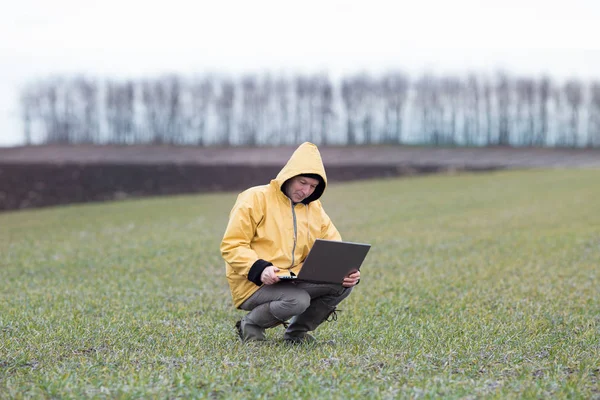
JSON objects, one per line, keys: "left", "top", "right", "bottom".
{"left": 285, "top": 176, "right": 319, "bottom": 203}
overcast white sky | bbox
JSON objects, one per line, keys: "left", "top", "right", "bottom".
{"left": 1, "top": 0, "right": 599, "bottom": 146}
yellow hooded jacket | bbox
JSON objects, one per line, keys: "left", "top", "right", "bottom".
{"left": 220, "top": 142, "right": 341, "bottom": 308}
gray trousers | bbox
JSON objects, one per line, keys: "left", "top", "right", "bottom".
{"left": 239, "top": 281, "right": 352, "bottom": 335}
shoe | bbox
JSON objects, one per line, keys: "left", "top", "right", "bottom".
{"left": 235, "top": 319, "right": 267, "bottom": 342}
{"left": 284, "top": 304, "right": 340, "bottom": 343}
{"left": 283, "top": 332, "right": 316, "bottom": 344}
{"left": 235, "top": 320, "right": 243, "bottom": 341}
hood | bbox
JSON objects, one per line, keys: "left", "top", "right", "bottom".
{"left": 274, "top": 142, "right": 328, "bottom": 204}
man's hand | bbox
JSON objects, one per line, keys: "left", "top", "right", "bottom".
{"left": 342, "top": 270, "right": 360, "bottom": 287}
{"left": 261, "top": 266, "right": 281, "bottom": 285}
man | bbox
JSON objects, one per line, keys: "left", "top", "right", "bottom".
{"left": 220, "top": 142, "right": 360, "bottom": 343}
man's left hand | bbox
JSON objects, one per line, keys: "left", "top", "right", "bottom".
{"left": 342, "top": 270, "right": 360, "bottom": 287}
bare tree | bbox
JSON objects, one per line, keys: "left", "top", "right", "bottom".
{"left": 185, "top": 76, "right": 214, "bottom": 145}
{"left": 356, "top": 75, "right": 375, "bottom": 144}
{"left": 293, "top": 76, "right": 309, "bottom": 144}
{"left": 496, "top": 73, "right": 511, "bottom": 146}
{"left": 165, "top": 76, "right": 182, "bottom": 144}
{"left": 340, "top": 78, "right": 356, "bottom": 145}
{"left": 140, "top": 76, "right": 181, "bottom": 144}
{"left": 551, "top": 85, "right": 567, "bottom": 146}
{"left": 257, "top": 74, "right": 273, "bottom": 145}
{"left": 537, "top": 76, "right": 551, "bottom": 146}
{"left": 440, "top": 77, "right": 461, "bottom": 145}
{"left": 415, "top": 75, "right": 445, "bottom": 145}
{"left": 20, "top": 85, "right": 36, "bottom": 145}
{"left": 215, "top": 78, "right": 232, "bottom": 146}
{"left": 74, "top": 78, "right": 99, "bottom": 143}
{"left": 515, "top": 77, "right": 535, "bottom": 146}
{"left": 340, "top": 74, "right": 376, "bottom": 145}
{"left": 272, "top": 77, "right": 291, "bottom": 145}
{"left": 240, "top": 76, "right": 259, "bottom": 146}
{"left": 564, "top": 79, "right": 583, "bottom": 147}
{"left": 317, "top": 75, "right": 334, "bottom": 145}
{"left": 482, "top": 77, "right": 495, "bottom": 146}
{"left": 106, "top": 80, "right": 135, "bottom": 144}
{"left": 380, "top": 72, "right": 409, "bottom": 144}
{"left": 141, "top": 79, "right": 161, "bottom": 143}
{"left": 588, "top": 81, "right": 600, "bottom": 147}
{"left": 462, "top": 74, "right": 482, "bottom": 146}
{"left": 36, "top": 80, "right": 60, "bottom": 143}
{"left": 305, "top": 76, "right": 320, "bottom": 144}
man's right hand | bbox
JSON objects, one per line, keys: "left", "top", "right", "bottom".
{"left": 260, "top": 266, "right": 281, "bottom": 285}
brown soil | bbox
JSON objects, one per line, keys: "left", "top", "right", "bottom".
{"left": 1, "top": 145, "right": 598, "bottom": 211}
{"left": 2, "top": 144, "right": 600, "bottom": 167}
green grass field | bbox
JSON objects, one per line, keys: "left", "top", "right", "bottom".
{"left": 1, "top": 169, "right": 599, "bottom": 399}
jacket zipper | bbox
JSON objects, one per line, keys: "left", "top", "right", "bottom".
{"left": 290, "top": 200, "right": 297, "bottom": 268}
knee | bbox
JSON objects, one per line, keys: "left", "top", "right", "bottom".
{"left": 289, "top": 290, "right": 311, "bottom": 315}
{"left": 322, "top": 286, "right": 353, "bottom": 307}
{"left": 339, "top": 286, "right": 353, "bottom": 300}
{"left": 278, "top": 290, "right": 311, "bottom": 316}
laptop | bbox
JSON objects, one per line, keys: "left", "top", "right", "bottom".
{"left": 277, "top": 239, "right": 371, "bottom": 284}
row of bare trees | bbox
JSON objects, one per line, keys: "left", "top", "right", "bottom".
{"left": 20, "top": 72, "right": 600, "bottom": 147}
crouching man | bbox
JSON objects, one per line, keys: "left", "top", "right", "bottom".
{"left": 220, "top": 142, "right": 360, "bottom": 343}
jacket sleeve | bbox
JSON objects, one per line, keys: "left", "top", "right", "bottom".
{"left": 220, "top": 194, "right": 271, "bottom": 285}
{"left": 320, "top": 205, "right": 342, "bottom": 241}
